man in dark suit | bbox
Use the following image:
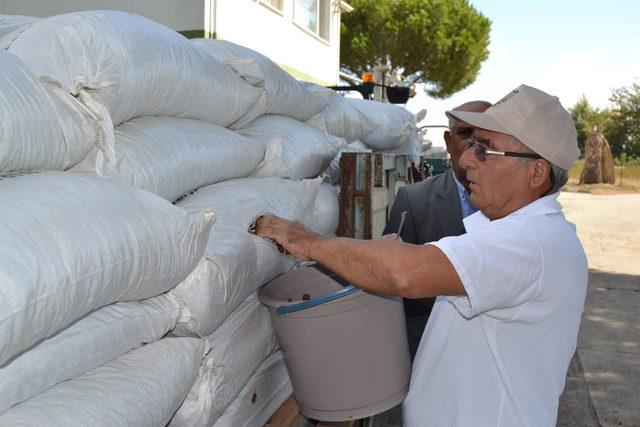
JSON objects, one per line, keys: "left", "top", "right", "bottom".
{"left": 383, "top": 100, "right": 491, "bottom": 359}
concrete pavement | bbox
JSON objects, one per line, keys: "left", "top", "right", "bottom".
{"left": 557, "top": 270, "right": 640, "bottom": 427}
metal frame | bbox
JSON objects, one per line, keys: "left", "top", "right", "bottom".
{"left": 337, "top": 153, "right": 437, "bottom": 239}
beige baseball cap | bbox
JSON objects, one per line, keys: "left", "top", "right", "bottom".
{"left": 446, "top": 84, "right": 579, "bottom": 170}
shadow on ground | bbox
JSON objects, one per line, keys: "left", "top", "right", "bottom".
{"left": 558, "top": 269, "right": 640, "bottom": 427}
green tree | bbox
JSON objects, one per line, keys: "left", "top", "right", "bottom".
{"left": 340, "top": 0, "right": 491, "bottom": 98}
{"left": 605, "top": 81, "right": 640, "bottom": 159}
{"left": 569, "top": 95, "right": 609, "bottom": 155}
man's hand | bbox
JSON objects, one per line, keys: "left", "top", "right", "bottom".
{"left": 251, "top": 215, "right": 319, "bottom": 260}
{"left": 381, "top": 233, "right": 403, "bottom": 242}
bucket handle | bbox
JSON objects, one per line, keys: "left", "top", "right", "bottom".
{"left": 275, "top": 285, "right": 359, "bottom": 316}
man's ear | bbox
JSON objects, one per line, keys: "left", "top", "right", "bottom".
{"left": 443, "top": 130, "right": 451, "bottom": 148}
{"left": 530, "top": 159, "right": 551, "bottom": 190}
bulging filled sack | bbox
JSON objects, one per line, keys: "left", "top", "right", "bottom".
{"left": 0, "top": 14, "right": 38, "bottom": 38}
{"left": 306, "top": 88, "right": 377, "bottom": 143}
{"left": 214, "top": 351, "right": 292, "bottom": 427}
{"left": 237, "top": 115, "right": 342, "bottom": 180}
{"left": 171, "top": 295, "right": 278, "bottom": 427}
{"left": 346, "top": 98, "right": 425, "bottom": 150}
{"left": 0, "top": 51, "right": 95, "bottom": 173}
{"left": 192, "top": 38, "right": 330, "bottom": 124}
{"left": 376, "top": 131, "right": 424, "bottom": 159}
{"left": 73, "top": 116, "right": 265, "bottom": 202}
{"left": 0, "top": 171, "right": 213, "bottom": 366}
{"left": 0, "top": 337, "right": 208, "bottom": 427}
{"left": 309, "top": 183, "right": 340, "bottom": 236}
{"left": 5, "top": 11, "right": 261, "bottom": 127}
{"left": 171, "top": 177, "right": 323, "bottom": 337}
{"left": 0, "top": 295, "right": 182, "bottom": 413}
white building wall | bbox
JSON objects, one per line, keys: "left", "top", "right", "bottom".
{"left": 0, "top": 0, "right": 344, "bottom": 85}
{"left": 0, "top": 0, "right": 204, "bottom": 32}
{"left": 211, "top": 0, "right": 342, "bottom": 85}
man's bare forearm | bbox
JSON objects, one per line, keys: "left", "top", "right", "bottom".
{"left": 308, "top": 236, "right": 407, "bottom": 296}
{"left": 253, "top": 215, "right": 465, "bottom": 298}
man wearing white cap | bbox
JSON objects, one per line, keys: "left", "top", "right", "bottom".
{"left": 252, "top": 84, "right": 588, "bottom": 426}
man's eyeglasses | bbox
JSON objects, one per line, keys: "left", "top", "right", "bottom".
{"left": 465, "top": 137, "right": 542, "bottom": 162}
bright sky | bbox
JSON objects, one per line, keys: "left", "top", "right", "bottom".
{"left": 405, "top": 0, "right": 640, "bottom": 146}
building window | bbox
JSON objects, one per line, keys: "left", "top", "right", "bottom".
{"left": 294, "top": 0, "right": 330, "bottom": 41}
{"left": 254, "top": 0, "right": 284, "bottom": 13}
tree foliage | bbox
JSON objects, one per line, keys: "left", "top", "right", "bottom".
{"left": 340, "top": 0, "right": 491, "bottom": 98}
{"left": 569, "top": 95, "right": 609, "bottom": 155}
{"left": 570, "top": 83, "right": 640, "bottom": 160}
{"left": 605, "top": 81, "right": 640, "bottom": 159}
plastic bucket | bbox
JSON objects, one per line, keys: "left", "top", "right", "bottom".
{"left": 258, "top": 264, "right": 410, "bottom": 422}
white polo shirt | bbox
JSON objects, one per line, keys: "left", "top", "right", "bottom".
{"left": 403, "top": 193, "right": 588, "bottom": 427}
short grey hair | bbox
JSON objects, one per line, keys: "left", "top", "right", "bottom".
{"left": 514, "top": 137, "right": 568, "bottom": 194}
{"left": 548, "top": 163, "right": 569, "bottom": 194}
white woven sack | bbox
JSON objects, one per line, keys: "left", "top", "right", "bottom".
{"left": 377, "top": 131, "right": 424, "bottom": 160}
{"left": 192, "top": 39, "right": 330, "bottom": 124}
{"left": 347, "top": 98, "right": 425, "bottom": 150}
{"left": 0, "top": 171, "right": 213, "bottom": 366}
{"left": 309, "top": 183, "right": 340, "bottom": 236}
{"left": 72, "top": 116, "right": 266, "bottom": 202}
{"left": 214, "top": 351, "right": 292, "bottom": 427}
{"left": 237, "top": 115, "right": 342, "bottom": 180}
{"left": 171, "top": 294, "right": 278, "bottom": 427}
{"left": 0, "top": 337, "right": 208, "bottom": 427}
{"left": 4, "top": 11, "right": 261, "bottom": 127}
{"left": 170, "top": 177, "right": 322, "bottom": 337}
{"left": 0, "top": 14, "right": 38, "bottom": 38}
{"left": 0, "top": 51, "right": 95, "bottom": 173}
{"left": 0, "top": 294, "right": 182, "bottom": 413}
{"left": 306, "top": 89, "right": 377, "bottom": 143}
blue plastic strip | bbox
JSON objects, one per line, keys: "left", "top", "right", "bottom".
{"left": 275, "top": 285, "right": 359, "bottom": 316}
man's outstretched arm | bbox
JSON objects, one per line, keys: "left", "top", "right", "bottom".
{"left": 253, "top": 215, "right": 465, "bottom": 299}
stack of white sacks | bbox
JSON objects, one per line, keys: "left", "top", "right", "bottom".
{"left": 0, "top": 11, "right": 422, "bottom": 426}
